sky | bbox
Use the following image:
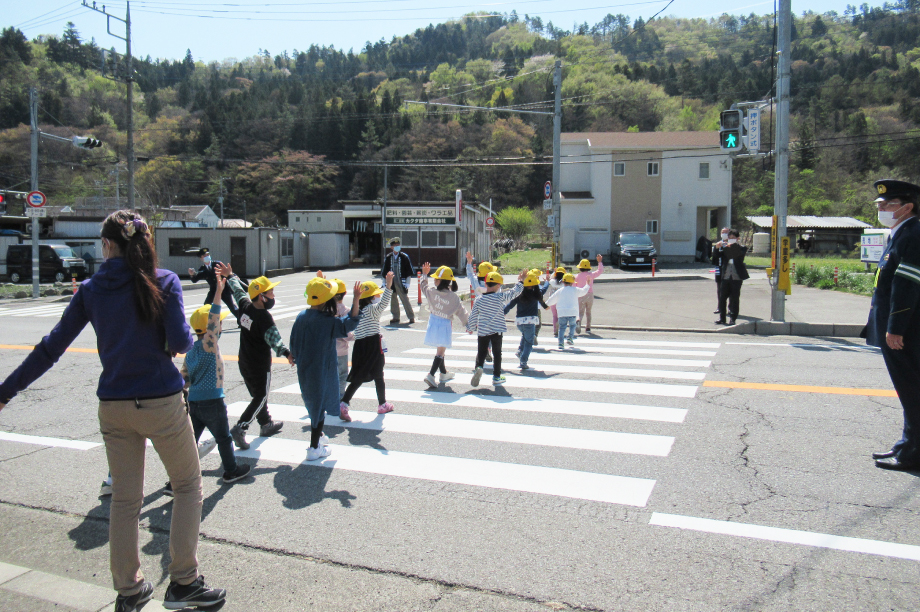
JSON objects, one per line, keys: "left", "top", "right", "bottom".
{"left": 7, "top": 0, "right": 864, "bottom": 64}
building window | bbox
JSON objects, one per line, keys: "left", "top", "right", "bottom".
{"left": 614, "top": 162, "right": 625, "bottom": 176}
{"left": 699, "top": 162, "right": 710, "bottom": 179}
{"left": 168, "top": 238, "right": 200, "bottom": 256}
{"left": 646, "top": 220, "right": 659, "bottom": 234}
{"left": 392, "top": 230, "right": 418, "bottom": 247}
{"left": 647, "top": 162, "right": 659, "bottom": 176}
{"left": 421, "top": 230, "right": 456, "bottom": 248}
{"left": 316, "top": 216, "right": 321, "bottom": 223}
{"left": 295, "top": 216, "right": 300, "bottom": 223}
{"left": 281, "top": 238, "right": 294, "bottom": 257}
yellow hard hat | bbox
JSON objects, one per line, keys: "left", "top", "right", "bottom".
{"left": 248, "top": 276, "right": 281, "bottom": 299}
{"left": 555, "top": 266, "right": 566, "bottom": 274}
{"left": 431, "top": 266, "right": 455, "bottom": 281}
{"left": 529, "top": 268, "right": 543, "bottom": 277}
{"left": 578, "top": 259, "right": 591, "bottom": 270}
{"left": 305, "top": 277, "right": 336, "bottom": 305}
{"left": 332, "top": 278, "right": 347, "bottom": 294}
{"left": 359, "top": 280, "right": 384, "bottom": 300}
{"left": 523, "top": 273, "right": 541, "bottom": 287}
{"left": 563, "top": 273, "right": 576, "bottom": 283}
{"left": 190, "top": 304, "right": 230, "bottom": 334}
{"left": 484, "top": 271, "right": 504, "bottom": 284}
{"left": 477, "top": 261, "right": 494, "bottom": 276}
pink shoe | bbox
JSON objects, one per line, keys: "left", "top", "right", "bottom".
{"left": 377, "top": 402, "right": 394, "bottom": 414}
{"left": 339, "top": 402, "right": 352, "bottom": 422}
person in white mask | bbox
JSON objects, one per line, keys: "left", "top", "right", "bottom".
{"left": 863, "top": 179, "right": 920, "bottom": 472}
{"left": 711, "top": 227, "right": 731, "bottom": 314}
{"left": 188, "top": 247, "right": 240, "bottom": 321}
{"left": 715, "top": 229, "right": 749, "bottom": 325}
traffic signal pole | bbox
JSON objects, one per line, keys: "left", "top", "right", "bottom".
{"left": 771, "top": 0, "right": 792, "bottom": 322}
{"left": 551, "top": 60, "right": 562, "bottom": 265}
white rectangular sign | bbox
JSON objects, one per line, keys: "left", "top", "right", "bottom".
{"left": 546, "top": 214, "right": 555, "bottom": 228}
{"left": 543, "top": 198, "right": 553, "bottom": 210}
{"left": 861, "top": 233, "right": 886, "bottom": 246}
{"left": 861, "top": 245, "right": 885, "bottom": 263}
{"left": 745, "top": 109, "right": 760, "bottom": 152}
{"left": 24, "top": 208, "right": 47, "bottom": 217}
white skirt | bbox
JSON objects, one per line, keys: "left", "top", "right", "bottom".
{"left": 424, "top": 314, "right": 453, "bottom": 348}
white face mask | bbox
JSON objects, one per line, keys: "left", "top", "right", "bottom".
{"left": 878, "top": 210, "right": 898, "bottom": 227}
{"left": 371, "top": 296, "right": 381, "bottom": 304}
{"left": 720, "top": 233, "right": 729, "bottom": 240}
{"left": 727, "top": 239, "right": 737, "bottom": 245}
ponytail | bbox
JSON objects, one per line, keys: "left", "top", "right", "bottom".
{"left": 101, "top": 210, "right": 164, "bottom": 324}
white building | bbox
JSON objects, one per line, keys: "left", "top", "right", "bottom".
{"left": 559, "top": 132, "right": 733, "bottom": 263}
{"left": 169, "top": 205, "right": 222, "bottom": 228}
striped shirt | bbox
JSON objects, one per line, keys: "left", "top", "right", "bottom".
{"left": 353, "top": 288, "right": 392, "bottom": 339}
{"left": 466, "top": 283, "right": 523, "bottom": 336}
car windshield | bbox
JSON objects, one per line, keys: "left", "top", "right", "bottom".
{"left": 53, "top": 247, "right": 76, "bottom": 258}
{"left": 621, "top": 234, "right": 653, "bottom": 247}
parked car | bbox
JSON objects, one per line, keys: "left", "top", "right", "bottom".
{"left": 6, "top": 244, "right": 87, "bottom": 283}
{"left": 612, "top": 232, "right": 657, "bottom": 268}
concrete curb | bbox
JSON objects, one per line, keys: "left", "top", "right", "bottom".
{"left": 567, "top": 322, "right": 865, "bottom": 338}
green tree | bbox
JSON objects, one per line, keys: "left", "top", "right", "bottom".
{"left": 495, "top": 206, "right": 536, "bottom": 243}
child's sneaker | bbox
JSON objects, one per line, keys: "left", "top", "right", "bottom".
{"left": 576, "top": 320, "right": 582, "bottom": 334}
{"left": 566, "top": 338, "right": 574, "bottom": 346}
{"left": 558, "top": 343, "right": 564, "bottom": 350}
{"left": 424, "top": 373, "right": 438, "bottom": 388}
{"left": 471, "top": 367, "right": 483, "bottom": 387}
{"left": 114, "top": 580, "right": 153, "bottom": 612}
{"left": 162, "top": 482, "right": 173, "bottom": 497}
{"left": 197, "top": 438, "right": 217, "bottom": 460}
{"left": 319, "top": 433, "right": 330, "bottom": 446}
{"left": 533, "top": 336, "right": 539, "bottom": 346}
{"left": 163, "top": 575, "right": 226, "bottom": 610}
{"left": 307, "top": 445, "right": 331, "bottom": 461}
{"left": 492, "top": 375, "right": 506, "bottom": 385}
{"left": 520, "top": 363, "right": 530, "bottom": 371}
{"left": 440, "top": 371, "right": 455, "bottom": 383}
{"left": 515, "top": 349, "right": 521, "bottom": 358}
{"left": 485, "top": 351, "right": 493, "bottom": 362}
{"left": 99, "top": 477, "right": 113, "bottom": 497}
{"left": 339, "top": 402, "right": 352, "bottom": 422}
{"left": 377, "top": 402, "right": 394, "bottom": 414}
{"left": 230, "top": 424, "right": 250, "bottom": 450}
{"left": 259, "top": 420, "right": 283, "bottom": 437}
{"left": 221, "top": 463, "right": 251, "bottom": 484}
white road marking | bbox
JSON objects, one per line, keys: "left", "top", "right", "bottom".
{"left": 449, "top": 342, "right": 716, "bottom": 357}
{"left": 227, "top": 402, "right": 675, "bottom": 456}
{"left": 274, "top": 384, "right": 686, "bottom": 423}
{"left": 403, "top": 348, "right": 711, "bottom": 368}
{"left": 386, "top": 356, "right": 705, "bottom": 381}
{"left": 490, "top": 336, "right": 721, "bottom": 349}
{"left": 649, "top": 513, "right": 920, "bottom": 562}
{"left": 234, "top": 435, "right": 657, "bottom": 506}
{"left": 0, "top": 431, "right": 101, "bottom": 450}
{"left": 382, "top": 368, "right": 698, "bottom": 398}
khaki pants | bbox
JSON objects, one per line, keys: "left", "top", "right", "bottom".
{"left": 99, "top": 392, "right": 202, "bottom": 595}
{"left": 578, "top": 293, "right": 595, "bottom": 329}
{"left": 390, "top": 278, "right": 415, "bottom": 322}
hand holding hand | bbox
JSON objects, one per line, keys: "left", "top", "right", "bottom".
{"left": 385, "top": 271, "right": 394, "bottom": 288}
{"left": 422, "top": 262, "right": 431, "bottom": 276}
{"left": 287, "top": 353, "right": 295, "bottom": 366}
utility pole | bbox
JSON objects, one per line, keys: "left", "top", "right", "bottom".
{"left": 218, "top": 176, "right": 226, "bottom": 229}
{"left": 382, "top": 165, "right": 389, "bottom": 263}
{"left": 552, "top": 59, "right": 562, "bottom": 265}
{"left": 29, "top": 88, "right": 40, "bottom": 299}
{"left": 771, "top": 0, "right": 791, "bottom": 321}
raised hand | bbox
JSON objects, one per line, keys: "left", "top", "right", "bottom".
{"left": 353, "top": 281, "right": 362, "bottom": 299}
{"left": 316, "top": 270, "right": 325, "bottom": 279}
{"left": 187, "top": 267, "right": 196, "bottom": 277}
{"left": 385, "top": 271, "right": 394, "bottom": 288}
{"left": 466, "top": 251, "right": 473, "bottom": 265}
{"left": 596, "top": 253, "right": 603, "bottom": 263}
{"left": 214, "top": 262, "right": 232, "bottom": 278}
{"left": 422, "top": 262, "right": 431, "bottom": 276}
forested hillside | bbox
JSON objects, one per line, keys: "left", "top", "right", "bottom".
{"left": 1, "top": 2, "right": 918, "bottom": 227}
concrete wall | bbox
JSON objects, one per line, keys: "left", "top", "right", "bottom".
{"left": 307, "top": 232, "right": 350, "bottom": 268}
{"left": 560, "top": 143, "right": 612, "bottom": 262}
{"left": 288, "top": 210, "right": 346, "bottom": 232}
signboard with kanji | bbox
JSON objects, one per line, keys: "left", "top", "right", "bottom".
{"left": 385, "top": 207, "right": 456, "bottom": 225}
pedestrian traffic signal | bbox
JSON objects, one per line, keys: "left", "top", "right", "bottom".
{"left": 719, "top": 110, "right": 743, "bottom": 152}
{"left": 72, "top": 136, "right": 103, "bottom": 149}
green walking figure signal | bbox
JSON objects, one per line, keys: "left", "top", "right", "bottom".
{"left": 719, "top": 109, "right": 743, "bottom": 152}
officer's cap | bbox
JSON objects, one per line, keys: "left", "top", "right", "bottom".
{"left": 389, "top": 237, "right": 401, "bottom": 246}
{"left": 873, "top": 179, "right": 920, "bottom": 203}
{"left": 195, "top": 247, "right": 210, "bottom": 257}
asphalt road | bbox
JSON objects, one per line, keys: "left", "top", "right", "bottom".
{"left": 0, "top": 271, "right": 916, "bottom": 611}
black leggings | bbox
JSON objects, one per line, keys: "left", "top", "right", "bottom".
{"left": 476, "top": 333, "right": 503, "bottom": 376}
{"left": 310, "top": 419, "right": 325, "bottom": 448}
{"left": 341, "top": 377, "right": 386, "bottom": 405}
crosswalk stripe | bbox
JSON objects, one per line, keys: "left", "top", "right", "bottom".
{"left": 274, "top": 384, "right": 687, "bottom": 423}
{"left": 0, "top": 431, "right": 101, "bottom": 450}
{"left": 381, "top": 368, "right": 698, "bottom": 398}
{"left": 386, "top": 356, "right": 705, "bottom": 381}
{"left": 8, "top": 306, "right": 66, "bottom": 316}
{"left": 449, "top": 342, "right": 716, "bottom": 357}
{"left": 477, "top": 336, "right": 721, "bottom": 349}
{"left": 227, "top": 402, "right": 675, "bottom": 456}
{"left": 233, "top": 435, "right": 657, "bottom": 506}
{"left": 402, "top": 348, "right": 711, "bottom": 368}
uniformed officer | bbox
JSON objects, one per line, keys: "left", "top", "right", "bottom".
{"left": 188, "top": 247, "right": 240, "bottom": 320}
{"left": 864, "top": 179, "right": 920, "bottom": 471}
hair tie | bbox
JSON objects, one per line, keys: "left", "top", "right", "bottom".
{"left": 121, "top": 218, "right": 148, "bottom": 240}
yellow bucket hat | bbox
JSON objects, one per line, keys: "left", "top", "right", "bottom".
{"left": 332, "top": 278, "right": 347, "bottom": 294}
{"left": 477, "top": 261, "right": 494, "bottom": 276}
{"left": 248, "top": 276, "right": 281, "bottom": 299}
{"left": 578, "top": 259, "right": 591, "bottom": 270}
{"left": 305, "top": 277, "right": 337, "bottom": 305}
{"left": 431, "top": 266, "right": 455, "bottom": 281}
{"left": 484, "top": 271, "right": 504, "bottom": 284}
{"left": 563, "top": 273, "right": 575, "bottom": 283}
{"left": 190, "top": 304, "right": 230, "bottom": 334}
{"left": 523, "top": 273, "right": 541, "bottom": 287}
{"left": 359, "top": 280, "right": 384, "bottom": 300}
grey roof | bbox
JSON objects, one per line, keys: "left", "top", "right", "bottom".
{"left": 746, "top": 216, "right": 872, "bottom": 229}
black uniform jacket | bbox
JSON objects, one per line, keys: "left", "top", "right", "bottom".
{"left": 381, "top": 251, "right": 415, "bottom": 281}
{"left": 191, "top": 261, "right": 234, "bottom": 305}
{"left": 711, "top": 245, "right": 725, "bottom": 277}
{"left": 715, "top": 243, "right": 750, "bottom": 281}
{"left": 865, "top": 216, "right": 920, "bottom": 348}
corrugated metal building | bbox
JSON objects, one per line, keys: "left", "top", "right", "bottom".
{"left": 746, "top": 216, "right": 872, "bottom": 254}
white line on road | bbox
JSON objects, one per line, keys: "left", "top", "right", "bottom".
{"left": 487, "top": 336, "right": 721, "bottom": 349}
{"left": 386, "top": 356, "right": 706, "bottom": 381}
{"left": 402, "top": 348, "right": 711, "bottom": 368}
{"left": 274, "top": 384, "right": 687, "bottom": 423}
{"left": 227, "top": 402, "right": 675, "bottom": 456}
{"left": 0, "top": 431, "right": 101, "bottom": 450}
{"left": 449, "top": 342, "right": 716, "bottom": 357}
{"left": 235, "top": 435, "right": 657, "bottom": 506}
{"left": 649, "top": 513, "right": 920, "bottom": 562}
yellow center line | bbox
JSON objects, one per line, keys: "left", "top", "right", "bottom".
{"left": 0, "top": 345, "right": 291, "bottom": 364}
{"left": 703, "top": 380, "right": 897, "bottom": 397}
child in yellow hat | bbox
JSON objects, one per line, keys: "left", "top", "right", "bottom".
{"left": 545, "top": 273, "right": 591, "bottom": 349}
{"left": 547, "top": 266, "right": 567, "bottom": 335}
{"left": 505, "top": 272, "right": 549, "bottom": 370}
{"left": 290, "top": 276, "right": 362, "bottom": 460}
{"left": 340, "top": 272, "right": 396, "bottom": 415}
{"left": 574, "top": 254, "right": 604, "bottom": 334}
{"left": 465, "top": 250, "right": 496, "bottom": 362}
{"left": 315, "top": 271, "right": 353, "bottom": 398}
{"left": 466, "top": 268, "right": 527, "bottom": 386}
{"left": 420, "top": 262, "right": 469, "bottom": 387}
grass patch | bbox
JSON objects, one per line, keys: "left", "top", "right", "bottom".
{"left": 792, "top": 265, "right": 875, "bottom": 296}
{"left": 495, "top": 248, "right": 554, "bottom": 273}
{"left": 746, "top": 256, "right": 871, "bottom": 271}
{"left": 0, "top": 283, "right": 68, "bottom": 298}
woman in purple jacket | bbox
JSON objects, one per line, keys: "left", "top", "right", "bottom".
{"left": 0, "top": 211, "right": 226, "bottom": 611}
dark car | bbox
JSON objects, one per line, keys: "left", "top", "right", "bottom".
{"left": 6, "top": 244, "right": 87, "bottom": 283}
{"left": 612, "top": 232, "right": 657, "bottom": 268}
